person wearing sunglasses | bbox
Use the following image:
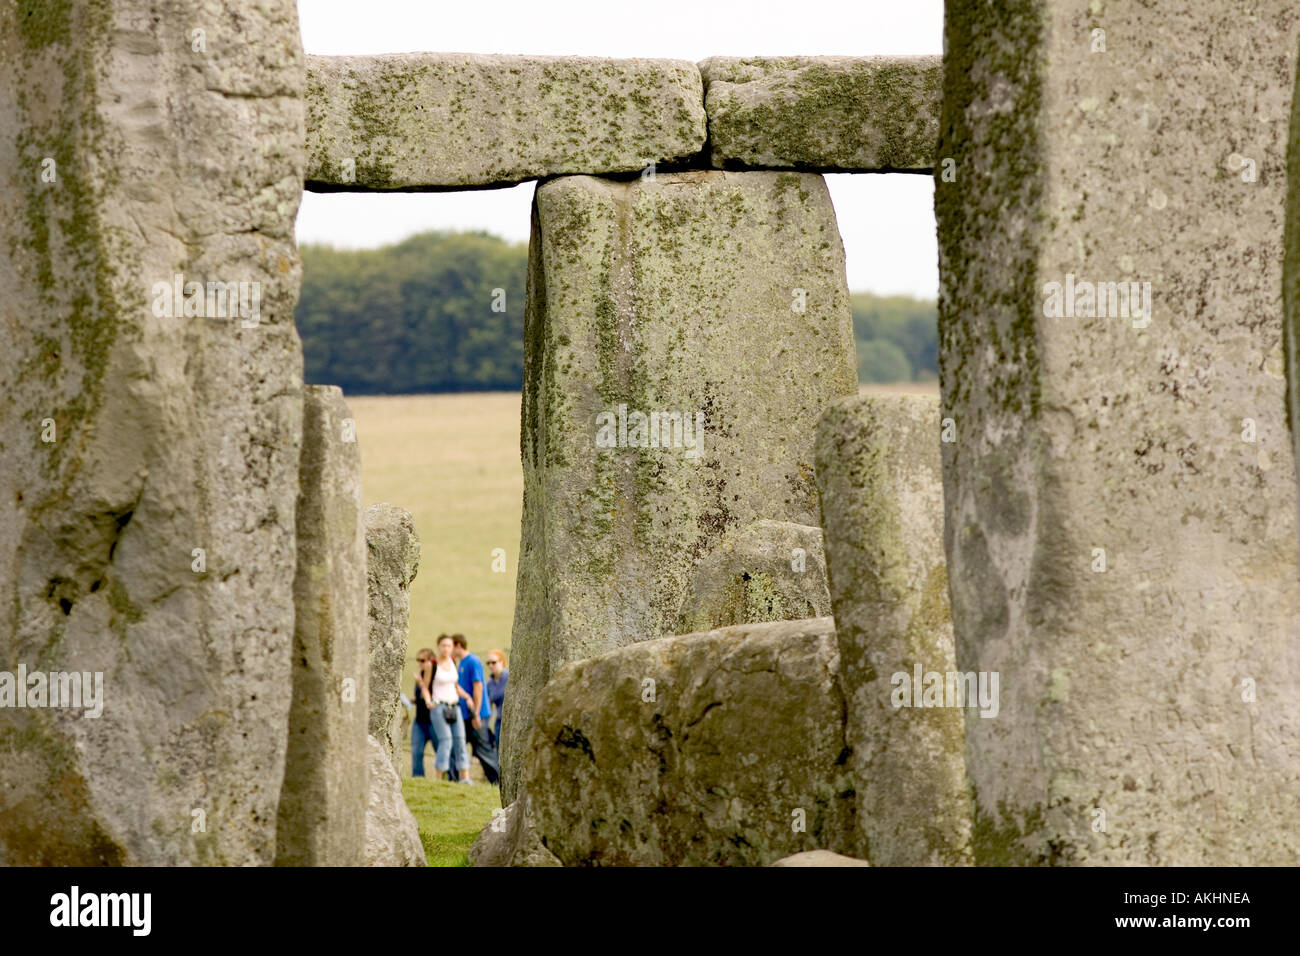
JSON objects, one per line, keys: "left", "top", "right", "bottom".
{"left": 410, "top": 647, "right": 438, "bottom": 777}
{"left": 485, "top": 649, "right": 508, "bottom": 749}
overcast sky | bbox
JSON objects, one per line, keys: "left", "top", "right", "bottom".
{"left": 295, "top": 0, "right": 943, "bottom": 298}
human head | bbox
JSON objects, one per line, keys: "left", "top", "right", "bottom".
{"left": 416, "top": 647, "right": 435, "bottom": 668}
{"left": 436, "top": 634, "right": 454, "bottom": 659}
{"left": 451, "top": 633, "right": 469, "bottom": 660}
{"left": 486, "top": 649, "right": 507, "bottom": 675}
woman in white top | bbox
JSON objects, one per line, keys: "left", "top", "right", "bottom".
{"left": 420, "top": 635, "right": 470, "bottom": 780}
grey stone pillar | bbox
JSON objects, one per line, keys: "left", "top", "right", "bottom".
{"left": 1285, "top": 35, "right": 1300, "bottom": 548}
{"left": 363, "top": 503, "right": 420, "bottom": 760}
{"left": 815, "top": 395, "right": 972, "bottom": 865}
{"left": 939, "top": 0, "right": 1300, "bottom": 864}
{"left": 0, "top": 0, "right": 305, "bottom": 864}
{"left": 276, "top": 387, "right": 368, "bottom": 866}
{"left": 501, "top": 170, "right": 858, "bottom": 802}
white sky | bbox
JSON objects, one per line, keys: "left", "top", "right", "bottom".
{"left": 294, "top": 0, "right": 943, "bottom": 298}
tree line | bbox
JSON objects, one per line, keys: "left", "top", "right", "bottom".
{"left": 295, "top": 231, "right": 937, "bottom": 392}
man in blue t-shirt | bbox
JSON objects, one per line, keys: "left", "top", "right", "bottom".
{"left": 452, "top": 634, "right": 500, "bottom": 785}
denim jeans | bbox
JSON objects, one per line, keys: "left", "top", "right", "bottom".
{"left": 433, "top": 704, "right": 469, "bottom": 772}
{"left": 411, "top": 720, "right": 437, "bottom": 777}
{"left": 463, "top": 717, "right": 500, "bottom": 784}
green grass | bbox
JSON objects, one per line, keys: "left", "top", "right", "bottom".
{"left": 401, "top": 776, "right": 502, "bottom": 867}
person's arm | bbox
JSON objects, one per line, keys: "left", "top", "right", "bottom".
{"left": 471, "top": 680, "right": 484, "bottom": 728}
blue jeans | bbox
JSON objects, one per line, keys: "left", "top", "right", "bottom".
{"left": 411, "top": 720, "right": 437, "bottom": 777}
{"left": 433, "top": 704, "right": 469, "bottom": 772}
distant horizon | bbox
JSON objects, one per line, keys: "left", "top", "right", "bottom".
{"left": 298, "top": 225, "right": 939, "bottom": 302}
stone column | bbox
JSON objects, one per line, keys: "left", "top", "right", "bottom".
{"left": 501, "top": 170, "right": 858, "bottom": 802}
{"left": 815, "top": 395, "right": 972, "bottom": 865}
{"left": 0, "top": 0, "right": 304, "bottom": 864}
{"left": 363, "top": 503, "right": 420, "bottom": 762}
{"left": 276, "top": 387, "right": 368, "bottom": 866}
{"left": 939, "top": 0, "right": 1300, "bottom": 864}
{"left": 1285, "top": 35, "right": 1300, "bottom": 547}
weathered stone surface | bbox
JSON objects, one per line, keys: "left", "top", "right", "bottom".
{"left": 363, "top": 734, "right": 424, "bottom": 867}
{"left": 468, "top": 796, "right": 561, "bottom": 868}
{"left": 364, "top": 503, "right": 420, "bottom": 753}
{"left": 305, "top": 54, "right": 706, "bottom": 191}
{"left": 276, "top": 387, "right": 367, "bottom": 866}
{"left": 0, "top": 1, "right": 304, "bottom": 864}
{"left": 388, "top": 697, "right": 411, "bottom": 773}
{"left": 701, "top": 56, "right": 941, "bottom": 171}
{"left": 939, "top": 0, "right": 1300, "bottom": 864}
{"left": 673, "top": 520, "right": 831, "bottom": 634}
{"left": 1285, "top": 35, "right": 1300, "bottom": 547}
{"left": 816, "top": 395, "right": 971, "bottom": 866}
{"left": 768, "top": 850, "right": 870, "bottom": 867}
{"left": 502, "top": 170, "right": 858, "bottom": 802}
{"left": 528, "top": 617, "right": 855, "bottom": 866}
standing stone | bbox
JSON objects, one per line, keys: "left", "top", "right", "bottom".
{"left": 0, "top": 1, "right": 305, "bottom": 864}
{"left": 363, "top": 735, "right": 425, "bottom": 867}
{"left": 502, "top": 170, "right": 858, "bottom": 802}
{"left": 673, "top": 520, "right": 831, "bottom": 634}
{"left": 940, "top": 0, "right": 1300, "bottom": 864}
{"left": 468, "top": 795, "right": 561, "bottom": 868}
{"left": 364, "top": 503, "right": 420, "bottom": 758}
{"left": 527, "top": 617, "right": 854, "bottom": 866}
{"left": 1285, "top": 34, "right": 1300, "bottom": 546}
{"left": 815, "top": 395, "right": 972, "bottom": 866}
{"left": 276, "top": 387, "right": 367, "bottom": 866}
{"left": 701, "top": 56, "right": 941, "bottom": 171}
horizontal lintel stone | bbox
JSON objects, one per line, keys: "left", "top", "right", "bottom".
{"left": 700, "top": 55, "right": 942, "bottom": 172}
{"left": 305, "top": 53, "right": 707, "bottom": 190}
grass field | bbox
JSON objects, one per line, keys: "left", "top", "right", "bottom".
{"left": 401, "top": 776, "right": 503, "bottom": 866}
{"left": 349, "top": 392, "right": 523, "bottom": 696}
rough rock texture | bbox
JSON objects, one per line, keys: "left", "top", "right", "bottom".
{"left": 502, "top": 170, "right": 858, "bottom": 802}
{"left": 939, "top": 0, "right": 1300, "bottom": 864}
{"left": 389, "top": 699, "right": 411, "bottom": 772}
{"left": 363, "top": 734, "right": 424, "bottom": 867}
{"left": 673, "top": 520, "right": 831, "bottom": 634}
{"left": 276, "top": 387, "right": 367, "bottom": 866}
{"left": 701, "top": 56, "right": 941, "bottom": 171}
{"left": 815, "top": 395, "right": 971, "bottom": 866}
{"left": 305, "top": 54, "right": 706, "bottom": 191}
{"left": 468, "top": 795, "right": 561, "bottom": 867}
{"left": 1286, "top": 34, "right": 1300, "bottom": 547}
{"left": 0, "top": 1, "right": 305, "bottom": 864}
{"left": 769, "top": 850, "right": 870, "bottom": 867}
{"left": 364, "top": 503, "right": 420, "bottom": 753}
{"left": 527, "top": 617, "right": 855, "bottom": 867}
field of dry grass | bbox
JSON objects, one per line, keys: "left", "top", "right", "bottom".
{"left": 348, "top": 392, "right": 523, "bottom": 695}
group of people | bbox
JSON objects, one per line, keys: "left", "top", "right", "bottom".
{"left": 410, "top": 634, "right": 508, "bottom": 784}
